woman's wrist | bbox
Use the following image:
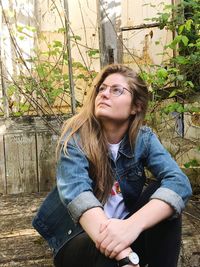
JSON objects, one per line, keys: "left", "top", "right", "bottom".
{"left": 115, "top": 247, "right": 132, "bottom": 261}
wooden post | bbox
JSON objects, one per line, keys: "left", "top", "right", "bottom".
{"left": 63, "top": 0, "right": 76, "bottom": 115}
{"left": 0, "top": 7, "right": 9, "bottom": 118}
{"left": 0, "top": 52, "right": 9, "bottom": 118}
{"left": 0, "top": 135, "right": 6, "bottom": 194}
{"left": 96, "top": 0, "right": 123, "bottom": 67}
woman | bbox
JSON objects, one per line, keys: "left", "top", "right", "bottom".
{"left": 33, "top": 64, "right": 192, "bottom": 267}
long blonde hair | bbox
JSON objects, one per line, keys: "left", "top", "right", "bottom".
{"left": 58, "top": 64, "right": 149, "bottom": 203}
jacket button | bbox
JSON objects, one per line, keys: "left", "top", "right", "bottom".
{"left": 68, "top": 229, "right": 72, "bottom": 235}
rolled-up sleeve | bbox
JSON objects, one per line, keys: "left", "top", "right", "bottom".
{"left": 145, "top": 131, "right": 192, "bottom": 216}
{"left": 56, "top": 142, "right": 103, "bottom": 223}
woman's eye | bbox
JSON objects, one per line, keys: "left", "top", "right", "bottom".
{"left": 112, "top": 87, "right": 121, "bottom": 93}
{"left": 98, "top": 86, "right": 105, "bottom": 92}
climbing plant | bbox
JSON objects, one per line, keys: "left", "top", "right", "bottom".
{"left": 5, "top": 28, "right": 98, "bottom": 116}
{"left": 0, "top": 1, "right": 99, "bottom": 117}
{"left": 141, "top": 0, "right": 200, "bottom": 168}
{"left": 141, "top": 0, "right": 200, "bottom": 122}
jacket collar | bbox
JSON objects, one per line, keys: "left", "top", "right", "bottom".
{"left": 118, "top": 133, "right": 134, "bottom": 158}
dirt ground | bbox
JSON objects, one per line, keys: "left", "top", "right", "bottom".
{"left": 0, "top": 192, "right": 200, "bottom": 267}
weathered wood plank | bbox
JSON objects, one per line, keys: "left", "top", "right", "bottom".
{"left": 36, "top": 132, "right": 58, "bottom": 192}
{"left": 4, "top": 133, "right": 38, "bottom": 194}
{"left": 0, "top": 135, "right": 6, "bottom": 194}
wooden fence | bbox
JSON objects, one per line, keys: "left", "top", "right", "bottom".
{"left": 0, "top": 115, "right": 199, "bottom": 195}
{"left": 0, "top": 116, "right": 61, "bottom": 194}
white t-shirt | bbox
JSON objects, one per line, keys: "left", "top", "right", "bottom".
{"left": 104, "top": 142, "right": 129, "bottom": 219}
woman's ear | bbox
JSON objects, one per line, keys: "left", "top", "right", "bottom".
{"left": 131, "top": 103, "right": 142, "bottom": 114}
{"left": 131, "top": 108, "right": 136, "bottom": 115}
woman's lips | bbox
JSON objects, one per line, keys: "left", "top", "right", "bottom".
{"left": 98, "top": 102, "right": 110, "bottom": 107}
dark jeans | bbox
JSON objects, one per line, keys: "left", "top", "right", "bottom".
{"left": 54, "top": 182, "right": 182, "bottom": 267}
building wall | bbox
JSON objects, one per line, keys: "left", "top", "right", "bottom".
{"left": 121, "top": 0, "right": 173, "bottom": 69}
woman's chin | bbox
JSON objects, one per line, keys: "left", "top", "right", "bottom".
{"left": 95, "top": 113, "right": 112, "bottom": 121}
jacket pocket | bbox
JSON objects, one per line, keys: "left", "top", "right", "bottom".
{"left": 126, "top": 165, "right": 144, "bottom": 181}
{"left": 118, "top": 162, "right": 144, "bottom": 181}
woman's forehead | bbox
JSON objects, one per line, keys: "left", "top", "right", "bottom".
{"left": 103, "top": 73, "right": 128, "bottom": 85}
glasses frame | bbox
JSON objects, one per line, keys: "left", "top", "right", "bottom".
{"left": 96, "top": 84, "right": 132, "bottom": 97}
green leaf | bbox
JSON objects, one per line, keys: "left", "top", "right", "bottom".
{"left": 26, "top": 25, "right": 36, "bottom": 32}
{"left": 184, "top": 159, "right": 200, "bottom": 168}
{"left": 17, "top": 25, "right": 24, "bottom": 33}
{"left": 169, "top": 90, "right": 177, "bottom": 98}
{"left": 185, "top": 19, "right": 193, "bottom": 31}
{"left": 13, "top": 112, "right": 22, "bottom": 116}
{"left": 175, "top": 56, "right": 188, "bottom": 65}
{"left": 181, "top": 35, "right": 189, "bottom": 46}
{"left": 188, "top": 43, "right": 195, "bottom": 47}
{"left": 70, "top": 35, "right": 82, "bottom": 41}
{"left": 87, "top": 49, "right": 99, "bottom": 57}
{"left": 63, "top": 53, "right": 68, "bottom": 61}
{"left": 168, "top": 35, "right": 182, "bottom": 49}
{"left": 19, "top": 35, "right": 25, "bottom": 40}
{"left": 20, "top": 104, "right": 30, "bottom": 112}
{"left": 7, "top": 85, "right": 17, "bottom": 96}
{"left": 184, "top": 81, "right": 194, "bottom": 88}
{"left": 72, "top": 62, "right": 85, "bottom": 68}
{"left": 178, "top": 25, "right": 184, "bottom": 34}
{"left": 177, "top": 75, "right": 184, "bottom": 81}
{"left": 157, "top": 68, "right": 168, "bottom": 78}
{"left": 58, "top": 28, "right": 66, "bottom": 33}
{"left": 53, "top": 40, "right": 63, "bottom": 48}
{"left": 63, "top": 74, "right": 69, "bottom": 80}
{"left": 184, "top": 162, "right": 190, "bottom": 168}
{"left": 36, "top": 65, "right": 46, "bottom": 78}
{"left": 76, "top": 74, "right": 86, "bottom": 79}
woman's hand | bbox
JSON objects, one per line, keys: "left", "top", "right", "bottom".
{"left": 96, "top": 199, "right": 174, "bottom": 259}
{"left": 96, "top": 218, "right": 142, "bottom": 258}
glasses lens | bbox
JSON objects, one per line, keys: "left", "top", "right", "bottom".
{"left": 97, "top": 85, "right": 106, "bottom": 93}
{"left": 110, "top": 85, "right": 123, "bottom": 96}
{"left": 97, "top": 84, "right": 124, "bottom": 96}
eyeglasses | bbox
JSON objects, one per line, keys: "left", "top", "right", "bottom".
{"left": 96, "top": 84, "right": 132, "bottom": 97}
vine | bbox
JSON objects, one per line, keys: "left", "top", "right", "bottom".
{"left": 0, "top": 0, "right": 99, "bottom": 118}
{"left": 141, "top": 0, "right": 200, "bottom": 169}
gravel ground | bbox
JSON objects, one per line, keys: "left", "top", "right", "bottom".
{"left": 0, "top": 193, "right": 199, "bottom": 267}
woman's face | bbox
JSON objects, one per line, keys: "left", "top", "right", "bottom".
{"left": 94, "top": 73, "right": 135, "bottom": 124}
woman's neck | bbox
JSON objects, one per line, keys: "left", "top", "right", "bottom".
{"left": 102, "top": 121, "right": 129, "bottom": 144}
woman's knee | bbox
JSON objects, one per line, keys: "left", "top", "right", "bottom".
{"left": 54, "top": 232, "right": 117, "bottom": 267}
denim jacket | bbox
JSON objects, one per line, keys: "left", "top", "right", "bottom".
{"left": 32, "top": 126, "right": 192, "bottom": 257}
